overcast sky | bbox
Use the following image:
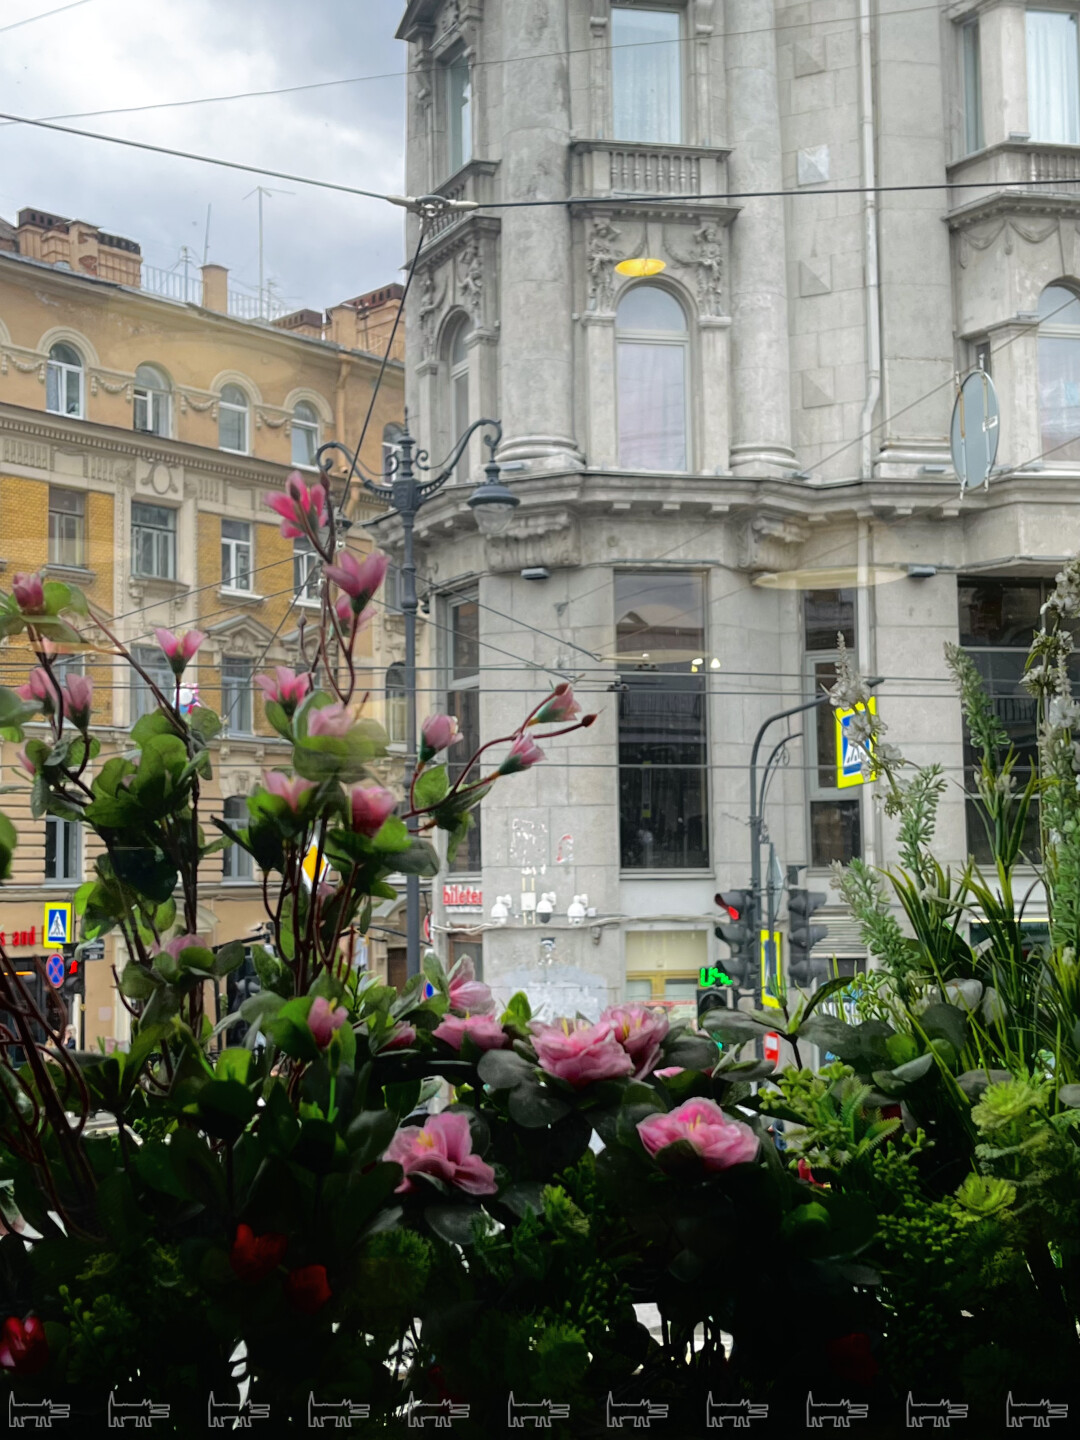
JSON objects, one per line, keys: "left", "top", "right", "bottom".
{"left": 0, "top": 0, "right": 408, "bottom": 312}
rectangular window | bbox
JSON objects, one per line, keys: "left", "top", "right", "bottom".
{"left": 222, "top": 657, "right": 253, "bottom": 735}
{"left": 294, "top": 536, "right": 320, "bottom": 603}
{"left": 974, "top": 337, "right": 992, "bottom": 376}
{"left": 617, "top": 339, "right": 688, "bottom": 471}
{"left": 45, "top": 816, "right": 81, "bottom": 883}
{"left": 617, "top": 572, "right": 709, "bottom": 870}
{"left": 131, "top": 501, "right": 176, "bottom": 580}
{"left": 221, "top": 518, "right": 253, "bottom": 592}
{"left": 447, "top": 54, "right": 472, "bottom": 174}
{"left": 625, "top": 928, "right": 707, "bottom": 1022}
{"left": 447, "top": 596, "right": 481, "bottom": 873}
{"left": 222, "top": 795, "right": 253, "bottom": 881}
{"left": 48, "top": 487, "right": 85, "bottom": 568}
{"left": 804, "top": 590, "right": 861, "bottom": 868}
{"left": 131, "top": 645, "right": 176, "bottom": 722}
{"left": 1027, "top": 10, "right": 1080, "bottom": 144}
{"left": 611, "top": 5, "right": 682, "bottom": 144}
{"left": 962, "top": 20, "right": 984, "bottom": 154}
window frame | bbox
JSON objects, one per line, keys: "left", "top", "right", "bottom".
{"left": 48, "top": 487, "right": 86, "bottom": 569}
{"left": 1036, "top": 282, "right": 1080, "bottom": 464}
{"left": 130, "top": 500, "right": 177, "bottom": 580}
{"left": 610, "top": 2, "right": 686, "bottom": 146}
{"left": 445, "top": 315, "right": 472, "bottom": 481}
{"left": 220, "top": 518, "right": 254, "bottom": 594}
{"left": 803, "top": 590, "right": 862, "bottom": 871}
{"left": 961, "top": 18, "right": 984, "bottom": 155}
{"left": 293, "top": 535, "right": 321, "bottom": 606}
{"left": 1026, "top": 8, "right": 1080, "bottom": 145}
{"left": 133, "top": 364, "right": 171, "bottom": 438}
{"left": 444, "top": 591, "right": 482, "bottom": 874}
{"left": 615, "top": 284, "right": 692, "bottom": 474}
{"left": 291, "top": 401, "right": 320, "bottom": 469}
{"left": 445, "top": 51, "right": 473, "bottom": 177}
{"left": 218, "top": 384, "right": 250, "bottom": 455}
{"left": 45, "top": 343, "right": 84, "bottom": 419}
{"left": 222, "top": 795, "right": 254, "bottom": 882}
{"left": 44, "top": 815, "right": 81, "bottom": 885}
{"left": 385, "top": 662, "right": 407, "bottom": 747}
{"left": 130, "top": 644, "right": 176, "bottom": 723}
{"left": 221, "top": 655, "right": 254, "bottom": 736}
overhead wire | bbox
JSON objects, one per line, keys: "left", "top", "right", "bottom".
{"left": 0, "top": 0, "right": 94, "bottom": 34}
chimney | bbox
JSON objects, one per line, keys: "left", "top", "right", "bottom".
{"left": 201, "top": 263, "right": 228, "bottom": 314}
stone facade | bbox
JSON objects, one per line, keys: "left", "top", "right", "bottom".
{"left": 392, "top": 0, "right": 1080, "bottom": 1017}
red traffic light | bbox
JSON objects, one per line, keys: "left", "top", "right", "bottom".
{"left": 66, "top": 959, "right": 79, "bottom": 977}
{"left": 715, "top": 891, "right": 747, "bottom": 922}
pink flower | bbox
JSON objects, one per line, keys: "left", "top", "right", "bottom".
{"left": 383, "top": 1023, "right": 417, "bottom": 1051}
{"left": 334, "top": 595, "right": 375, "bottom": 633}
{"left": 267, "top": 471, "right": 327, "bottom": 541}
{"left": 155, "top": 628, "right": 204, "bottom": 676}
{"left": 655, "top": 1067, "right": 684, "bottom": 1079}
{"left": 385, "top": 1111, "right": 497, "bottom": 1196}
{"left": 62, "top": 672, "right": 93, "bottom": 728}
{"left": 637, "top": 1098, "right": 759, "bottom": 1172}
{"left": 11, "top": 573, "right": 45, "bottom": 614}
{"left": 603, "top": 1003, "right": 670, "bottom": 1079}
{"left": 262, "top": 770, "right": 316, "bottom": 812}
{"left": 448, "top": 957, "right": 495, "bottom": 1016}
{"left": 531, "top": 682, "right": 582, "bottom": 727}
{"left": 531, "top": 1018, "right": 634, "bottom": 1089}
{"left": 349, "top": 783, "right": 398, "bottom": 836}
{"left": 254, "top": 667, "right": 311, "bottom": 714}
{"left": 324, "top": 550, "right": 388, "bottom": 613}
{"left": 498, "top": 734, "right": 545, "bottom": 776}
{"left": 14, "top": 745, "right": 35, "bottom": 778}
{"left": 309, "top": 995, "right": 348, "bottom": 1048}
{"left": 307, "top": 703, "right": 353, "bottom": 738}
{"left": 419, "top": 713, "right": 462, "bottom": 763}
{"left": 433, "top": 1014, "right": 509, "bottom": 1053}
{"left": 153, "top": 933, "right": 205, "bottom": 961}
{"left": 17, "top": 667, "right": 60, "bottom": 713}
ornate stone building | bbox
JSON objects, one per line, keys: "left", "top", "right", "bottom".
{"left": 391, "top": 0, "right": 1080, "bottom": 1018}
{"left": 0, "top": 207, "right": 408, "bottom": 1045}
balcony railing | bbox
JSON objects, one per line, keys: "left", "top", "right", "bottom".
{"left": 139, "top": 265, "right": 292, "bottom": 321}
{"left": 948, "top": 142, "right": 1080, "bottom": 212}
{"left": 571, "top": 140, "right": 730, "bottom": 202}
{"left": 421, "top": 160, "right": 500, "bottom": 242}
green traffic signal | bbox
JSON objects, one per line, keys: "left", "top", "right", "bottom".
{"left": 699, "top": 964, "right": 733, "bottom": 986}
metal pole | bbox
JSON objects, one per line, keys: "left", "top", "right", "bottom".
{"left": 257, "top": 188, "right": 264, "bottom": 320}
{"left": 398, "top": 460, "right": 422, "bottom": 981}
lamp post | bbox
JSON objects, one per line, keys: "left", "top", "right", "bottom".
{"left": 316, "top": 417, "right": 518, "bottom": 979}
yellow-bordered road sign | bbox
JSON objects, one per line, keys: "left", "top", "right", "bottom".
{"left": 835, "top": 697, "right": 877, "bottom": 789}
{"left": 759, "top": 929, "right": 782, "bottom": 1009}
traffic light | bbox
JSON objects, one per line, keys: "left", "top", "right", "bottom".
{"left": 715, "top": 889, "right": 755, "bottom": 989}
{"left": 787, "top": 888, "right": 829, "bottom": 988}
{"left": 60, "top": 956, "right": 84, "bottom": 1009}
{"left": 226, "top": 951, "right": 261, "bottom": 1014}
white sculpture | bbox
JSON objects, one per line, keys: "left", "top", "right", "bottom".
{"left": 535, "top": 891, "right": 556, "bottom": 924}
{"left": 567, "top": 894, "right": 588, "bottom": 926}
{"left": 490, "top": 894, "right": 512, "bottom": 925}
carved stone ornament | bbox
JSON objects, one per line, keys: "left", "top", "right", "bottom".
{"left": 957, "top": 216, "right": 1060, "bottom": 269}
{"left": 0, "top": 350, "right": 46, "bottom": 379}
{"left": 736, "top": 513, "right": 807, "bottom": 573}
{"left": 220, "top": 768, "right": 257, "bottom": 800}
{"left": 586, "top": 217, "right": 623, "bottom": 312}
{"left": 664, "top": 221, "right": 725, "bottom": 316}
{"left": 456, "top": 239, "right": 484, "bottom": 322}
{"left": 484, "top": 510, "right": 581, "bottom": 573}
{"left": 179, "top": 392, "right": 218, "bottom": 416}
{"left": 416, "top": 265, "right": 448, "bottom": 361}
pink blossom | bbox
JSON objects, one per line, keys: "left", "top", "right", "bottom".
{"left": 62, "top": 672, "right": 93, "bottom": 728}
{"left": 531, "top": 1018, "right": 634, "bottom": 1088}
{"left": 448, "top": 957, "right": 495, "bottom": 1017}
{"left": 266, "top": 471, "right": 327, "bottom": 541}
{"left": 603, "top": 1003, "right": 669, "bottom": 1079}
{"left": 14, "top": 746, "right": 35, "bottom": 778}
{"left": 531, "top": 682, "right": 582, "bottom": 727}
{"left": 262, "top": 770, "right": 316, "bottom": 812}
{"left": 655, "top": 1067, "right": 684, "bottom": 1079}
{"left": 254, "top": 667, "right": 312, "bottom": 713}
{"left": 324, "top": 550, "right": 388, "bottom": 612}
{"left": 637, "top": 1098, "right": 759, "bottom": 1172}
{"left": 383, "top": 1023, "right": 417, "bottom": 1051}
{"left": 153, "top": 933, "right": 206, "bottom": 961}
{"left": 307, "top": 703, "right": 353, "bottom": 739}
{"left": 155, "top": 628, "right": 205, "bottom": 676}
{"left": 309, "top": 995, "right": 348, "bottom": 1048}
{"left": 433, "top": 1014, "right": 509, "bottom": 1053}
{"left": 419, "top": 713, "right": 462, "bottom": 763}
{"left": 498, "top": 734, "right": 545, "bottom": 776}
{"left": 17, "top": 667, "right": 60, "bottom": 713}
{"left": 385, "top": 1111, "right": 497, "bottom": 1196}
{"left": 11, "top": 573, "right": 45, "bottom": 614}
{"left": 349, "top": 784, "right": 397, "bottom": 836}
{"left": 334, "top": 595, "right": 375, "bottom": 632}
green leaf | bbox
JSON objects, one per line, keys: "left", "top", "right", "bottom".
{"left": 263, "top": 700, "right": 293, "bottom": 740}
{"left": 189, "top": 706, "right": 222, "bottom": 742}
{"left": 918, "top": 1002, "right": 969, "bottom": 1054}
{"left": 373, "top": 816, "right": 411, "bottom": 853}
{"left": 477, "top": 1048, "right": 536, "bottom": 1090}
{"left": 130, "top": 709, "right": 176, "bottom": 746}
{"left": 0, "top": 685, "right": 39, "bottom": 731}
{"left": 345, "top": 1109, "right": 398, "bottom": 1167}
{"left": 795, "top": 1015, "right": 857, "bottom": 1054}
{"left": 167, "top": 1128, "right": 226, "bottom": 1209}
{"left": 508, "top": 1082, "right": 572, "bottom": 1128}
{"left": 42, "top": 580, "right": 72, "bottom": 615}
{"left": 425, "top": 1204, "right": 489, "bottom": 1244}
{"left": 211, "top": 941, "right": 245, "bottom": 977}
{"left": 500, "top": 991, "right": 532, "bottom": 1028}
{"left": 193, "top": 1079, "right": 258, "bottom": 1139}
{"left": 413, "top": 765, "right": 449, "bottom": 809}
{"left": 0, "top": 811, "right": 16, "bottom": 881}
{"left": 215, "top": 1048, "right": 252, "bottom": 1084}
{"left": 1059, "top": 1084, "right": 1080, "bottom": 1108}
{"left": 266, "top": 996, "right": 318, "bottom": 1061}
{"left": 390, "top": 839, "right": 440, "bottom": 877}
{"left": 118, "top": 963, "right": 159, "bottom": 1000}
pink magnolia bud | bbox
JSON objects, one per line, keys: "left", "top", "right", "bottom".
{"left": 17, "top": 667, "right": 59, "bottom": 714}
{"left": 266, "top": 472, "right": 328, "bottom": 541}
{"left": 15, "top": 745, "right": 35, "bottom": 777}
{"left": 262, "top": 770, "right": 316, "bottom": 813}
{"left": 419, "top": 713, "right": 462, "bottom": 763}
{"left": 498, "top": 734, "right": 545, "bottom": 775}
{"left": 324, "top": 550, "right": 388, "bottom": 613}
{"left": 531, "top": 682, "right": 582, "bottom": 726}
{"left": 62, "top": 672, "right": 94, "bottom": 728}
{"left": 155, "top": 628, "right": 205, "bottom": 676}
{"left": 308, "top": 995, "right": 348, "bottom": 1048}
{"left": 349, "top": 783, "right": 398, "bottom": 837}
{"left": 307, "top": 702, "right": 353, "bottom": 739}
{"left": 254, "top": 667, "right": 311, "bottom": 713}
{"left": 11, "top": 573, "right": 45, "bottom": 614}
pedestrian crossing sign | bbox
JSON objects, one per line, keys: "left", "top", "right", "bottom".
{"left": 835, "top": 698, "right": 877, "bottom": 789}
{"left": 44, "top": 902, "right": 73, "bottom": 945}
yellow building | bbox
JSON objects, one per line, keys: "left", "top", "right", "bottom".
{"left": 0, "top": 206, "right": 409, "bottom": 1048}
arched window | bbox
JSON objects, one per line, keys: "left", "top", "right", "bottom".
{"left": 447, "top": 316, "right": 471, "bottom": 478}
{"left": 385, "top": 663, "right": 406, "bottom": 746}
{"left": 46, "top": 342, "right": 84, "bottom": 418}
{"left": 291, "top": 400, "right": 320, "bottom": 468}
{"left": 1038, "top": 283, "right": 1080, "bottom": 463}
{"left": 219, "top": 384, "right": 249, "bottom": 454}
{"left": 133, "top": 364, "right": 170, "bottom": 437}
{"left": 616, "top": 286, "right": 689, "bottom": 471}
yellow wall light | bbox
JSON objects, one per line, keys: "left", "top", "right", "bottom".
{"left": 615, "top": 257, "right": 666, "bottom": 277}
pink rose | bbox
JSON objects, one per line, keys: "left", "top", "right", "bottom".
{"left": 385, "top": 1111, "right": 497, "bottom": 1196}
{"left": 433, "top": 1014, "right": 509, "bottom": 1053}
{"left": 307, "top": 703, "right": 353, "bottom": 739}
{"left": 309, "top": 995, "right": 348, "bottom": 1048}
{"left": 62, "top": 672, "right": 93, "bottom": 728}
{"left": 11, "top": 573, "right": 45, "bottom": 614}
{"left": 531, "top": 1019, "right": 634, "bottom": 1088}
{"left": 383, "top": 1023, "right": 417, "bottom": 1051}
{"left": 262, "top": 770, "right": 316, "bottom": 813}
{"left": 254, "top": 667, "right": 311, "bottom": 713}
{"left": 636, "top": 1098, "right": 759, "bottom": 1172}
{"left": 531, "top": 682, "right": 582, "bottom": 726}
{"left": 498, "top": 734, "right": 545, "bottom": 776}
{"left": 349, "top": 784, "right": 397, "bottom": 836}
{"left": 448, "top": 957, "right": 495, "bottom": 1016}
{"left": 267, "top": 472, "right": 327, "bottom": 541}
{"left": 603, "top": 1003, "right": 669, "bottom": 1079}
{"left": 155, "top": 628, "right": 204, "bottom": 676}
{"left": 419, "top": 713, "right": 463, "bottom": 763}
{"left": 324, "top": 550, "right": 388, "bottom": 612}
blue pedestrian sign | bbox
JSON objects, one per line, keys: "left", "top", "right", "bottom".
{"left": 835, "top": 698, "right": 877, "bottom": 789}
{"left": 43, "top": 903, "right": 73, "bottom": 945}
{"left": 45, "top": 953, "right": 65, "bottom": 989}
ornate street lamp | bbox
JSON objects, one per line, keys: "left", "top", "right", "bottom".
{"left": 316, "top": 417, "right": 516, "bottom": 978}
